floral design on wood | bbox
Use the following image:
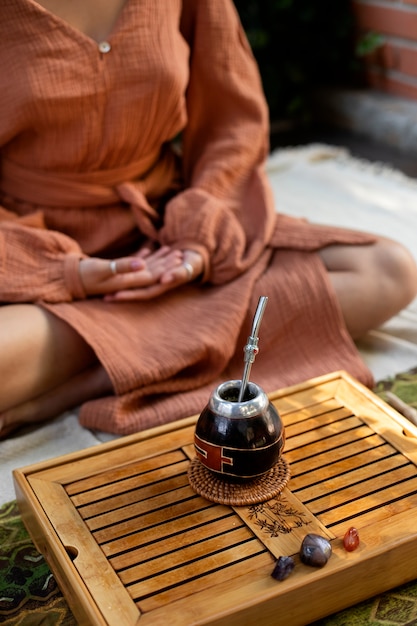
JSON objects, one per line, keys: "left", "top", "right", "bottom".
{"left": 247, "top": 497, "right": 310, "bottom": 537}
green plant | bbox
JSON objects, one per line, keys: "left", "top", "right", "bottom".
{"left": 355, "top": 31, "right": 384, "bottom": 57}
{"left": 234, "top": 0, "right": 356, "bottom": 123}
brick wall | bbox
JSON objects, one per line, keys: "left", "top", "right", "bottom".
{"left": 352, "top": 0, "right": 417, "bottom": 100}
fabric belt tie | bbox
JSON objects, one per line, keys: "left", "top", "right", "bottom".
{"left": 116, "top": 182, "right": 159, "bottom": 240}
{"left": 0, "top": 147, "right": 177, "bottom": 241}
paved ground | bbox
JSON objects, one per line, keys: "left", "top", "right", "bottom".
{"left": 271, "top": 88, "right": 417, "bottom": 179}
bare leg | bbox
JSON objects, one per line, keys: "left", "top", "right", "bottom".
{"left": 319, "top": 236, "right": 417, "bottom": 339}
{"left": 0, "top": 304, "right": 112, "bottom": 434}
{"left": 0, "top": 364, "right": 111, "bottom": 436}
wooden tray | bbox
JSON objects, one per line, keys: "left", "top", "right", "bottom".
{"left": 13, "top": 371, "right": 417, "bottom": 626}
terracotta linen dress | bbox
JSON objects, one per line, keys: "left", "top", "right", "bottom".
{"left": 0, "top": 0, "right": 374, "bottom": 434}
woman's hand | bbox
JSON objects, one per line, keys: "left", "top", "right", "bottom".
{"left": 79, "top": 246, "right": 184, "bottom": 297}
{"left": 103, "top": 248, "right": 204, "bottom": 302}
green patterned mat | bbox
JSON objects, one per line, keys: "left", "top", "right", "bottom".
{"left": 0, "top": 500, "right": 74, "bottom": 625}
{"left": 1, "top": 369, "right": 417, "bottom": 626}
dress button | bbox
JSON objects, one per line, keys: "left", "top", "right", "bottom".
{"left": 98, "top": 41, "right": 112, "bottom": 54}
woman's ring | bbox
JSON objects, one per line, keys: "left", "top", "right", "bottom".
{"left": 109, "top": 260, "right": 117, "bottom": 275}
{"left": 183, "top": 262, "right": 194, "bottom": 280}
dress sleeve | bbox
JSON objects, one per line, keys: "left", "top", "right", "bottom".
{"left": 0, "top": 208, "right": 87, "bottom": 302}
{"left": 159, "top": 0, "right": 276, "bottom": 284}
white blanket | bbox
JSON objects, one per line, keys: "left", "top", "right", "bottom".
{"left": 2, "top": 144, "right": 417, "bottom": 505}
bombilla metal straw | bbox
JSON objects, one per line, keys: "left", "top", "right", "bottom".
{"left": 238, "top": 295, "right": 268, "bottom": 402}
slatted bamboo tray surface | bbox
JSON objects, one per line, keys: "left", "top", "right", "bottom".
{"left": 13, "top": 371, "right": 417, "bottom": 626}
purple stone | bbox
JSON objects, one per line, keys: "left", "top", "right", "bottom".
{"left": 271, "top": 555, "right": 295, "bottom": 581}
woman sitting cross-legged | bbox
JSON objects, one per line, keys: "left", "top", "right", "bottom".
{"left": 1, "top": 0, "right": 416, "bottom": 437}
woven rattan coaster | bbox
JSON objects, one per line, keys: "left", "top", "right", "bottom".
{"left": 188, "top": 456, "right": 291, "bottom": 506}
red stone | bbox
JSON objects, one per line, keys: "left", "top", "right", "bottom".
{"left": 343, "top": 526, "right": 360, "bottom": 552}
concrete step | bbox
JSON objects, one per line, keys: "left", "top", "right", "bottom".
{"left": 312, "top": 88, "right": 417, "bottom": 158}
